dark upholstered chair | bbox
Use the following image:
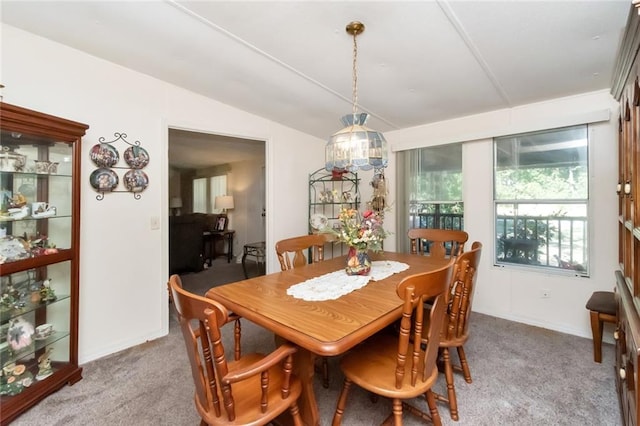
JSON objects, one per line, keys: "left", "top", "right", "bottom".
{"left": 585, "top": 291, "right": 617, "bottom": 363}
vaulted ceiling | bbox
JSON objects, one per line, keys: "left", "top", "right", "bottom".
{"left": 1, "top": 1, "right": 630, "bottom": 167}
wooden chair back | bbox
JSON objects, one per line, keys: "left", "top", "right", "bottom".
{"left": 168, "top": 275, "right": 303, "bottom": 425}
{"left": 420, "top": 242, "right": 482, "bottom": 421}
{"left": 275, "top": 233, "right": 330, "bottom": 271}
{"left": 331, "top": 260, "right": 455, "bottom": 425}
{"left": 408, "top": 228, "right": 468, "bottom": 259}
{"left": 441, "top": 241, "right": 482, "bottom": 344}
{"left": 395, "top": 260, "right": 455, "bottom": 389}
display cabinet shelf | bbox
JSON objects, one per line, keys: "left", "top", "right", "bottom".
{"left": 0, "top": 102, "right": 87, "bottom": 425}
{"left": 0, "top": 294, "right": 70, "bottom": 324}
{"left": 1, "top": 250, "right": 73, "bottom": 275}
{"left": 1, "top": 331, "right": 70, "bottom": 365}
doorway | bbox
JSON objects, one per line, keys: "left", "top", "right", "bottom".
{"left": 167, "top": 128, "right": 266, "bottom": 270}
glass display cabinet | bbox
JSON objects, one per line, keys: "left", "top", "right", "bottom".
{"left": 0, "top": 102, "right": 87, "bottom": 424}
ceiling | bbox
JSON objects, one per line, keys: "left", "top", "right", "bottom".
{"left": 1, "top": 1, "right": 631, "bottom": 168}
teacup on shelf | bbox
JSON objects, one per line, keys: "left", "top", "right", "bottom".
{"left": 31, "top": 202, "right": 56, "bottom": 218}
{"left": 34, "top": 160, "right": 59, "bottom": 174}
{"left": 34, "top": 323, "right": 53, "bottom": 339}
{"left": 8, "top": 206, "right": 29, "bottom": 220}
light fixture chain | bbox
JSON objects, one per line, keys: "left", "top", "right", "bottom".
{"left": 352, "top": 31, "right": 358, "bottom": 116}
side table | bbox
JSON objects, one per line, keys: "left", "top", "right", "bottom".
{"left": 242, "top": 241, "right": 266, "bottom": 278}
{"left": 203, "top": 230, "right": 235, "bottom": 265}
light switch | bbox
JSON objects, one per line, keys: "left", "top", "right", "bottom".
{"left": 150, "top": 216, "right": 160, "bottom": 230}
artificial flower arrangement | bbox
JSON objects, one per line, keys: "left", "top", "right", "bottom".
{"left": 324, "top": 207, "right": 388, "bottom": 275}
{"left": 330, "top": 208, "right": 388, "bottom": 252}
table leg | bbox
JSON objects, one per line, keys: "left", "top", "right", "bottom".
{"left": 294, "top": 347, "right": 320, "bottom": 426}
{"left": 226, "top": 233, "right": 233, "bottom": 263}
{"left": 274, "top": 337, "right": 319, "bottom": 426}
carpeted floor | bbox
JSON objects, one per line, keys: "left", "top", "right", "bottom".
{"left": 10, "top": 259, "right": 620, "bottom": 425}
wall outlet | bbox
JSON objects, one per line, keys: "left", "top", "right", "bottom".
{"left": 540, "top": 288, "right": 551, "bottom": 298}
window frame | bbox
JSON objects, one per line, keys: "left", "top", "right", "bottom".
{"left": 493, "top": 124, "right": 590, "bottom": 276}
{"left": 192, "top": 175, "right": 227, "bottom": 214}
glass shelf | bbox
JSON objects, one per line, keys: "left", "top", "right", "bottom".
{"left": 0, "top": 170, "right": 72, "bottom": 178}
{"left": 0, "top": 330, "right": 70, "bottom": 365}
{"left": 0, "top": 294, "right": 70, "bottom": 323}
{"left": 0, "top": 214, "right": 71, "bottom": 223}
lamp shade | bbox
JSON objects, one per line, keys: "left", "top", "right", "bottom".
{"left": 215, "top": 195, "right": 234, "bottom": 210}
{"left": 325, "top": 113, "right": 388, "bottom": 172}
{"left": 169, "top": 197, "right": 182, "bottom": 209}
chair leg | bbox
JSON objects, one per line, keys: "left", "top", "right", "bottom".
{"left": 332, "top": 378, "right": 352, "bottom": 426}
{"left": 425, "top": 390, "right": 443, "bottom": 426}
{"left": 289, "top": 401, "right": 304, "bottom": 426}
{"left": 457, "top": 345, "right": 472, "bottom": 383}
{"left": 392, "top": 398, "right": 403, "bottom": 425}
{"left": 442, "top": 347, "right": 459, "bottom": 421}
{"left": 589, "top": 310, "right": 604, "bottom": 363}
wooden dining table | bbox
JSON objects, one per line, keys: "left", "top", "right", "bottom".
{"left": 206, "top": 251, "right": 449, "bottom": 426}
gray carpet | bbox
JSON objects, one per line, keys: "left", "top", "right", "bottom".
{"left": 10, "top": 258, "right": 620, "bottom": 425}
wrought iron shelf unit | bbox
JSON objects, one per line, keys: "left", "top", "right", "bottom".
{"left": 308, "top": 168, "right": 359, "bottom": 257}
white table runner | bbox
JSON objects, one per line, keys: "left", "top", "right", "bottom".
{"left": 286, "top": 260, "right": 409, "bottom": 301}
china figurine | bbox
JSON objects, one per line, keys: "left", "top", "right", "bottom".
{"left": 6, "top": 317, "right": 34, "bottom": 352}
{"left": 39, "top": 279, "right": 56, "bottom": 302}
{"left": 36, "top": 347, "right": 54, "bottom": 380}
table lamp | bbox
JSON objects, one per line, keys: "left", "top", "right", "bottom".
{"left": 215, "top": 195, "right": 234, "bottom": 213}
{"left": 170, "top": 197, "right": 182, "bottom": 216}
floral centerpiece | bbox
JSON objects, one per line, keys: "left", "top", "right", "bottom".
{"left": 328, "top": 208, "right": 388, "bottom": 275}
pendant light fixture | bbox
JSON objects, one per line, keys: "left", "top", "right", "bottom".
{"left": 325, "top": 21, "right": 388, "bottom": 173}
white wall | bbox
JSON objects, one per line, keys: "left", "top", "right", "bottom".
{"left": 227, "top": 158, "right": 266, "bottom": 259}
{"left": 2, "top": 23, "right": 619, "bottom": 364}
{"left": 2, "top": 24, "right": 324, "bottom": 363}
{"left": 385, "top": 90, "right": 620, "bottom": 339}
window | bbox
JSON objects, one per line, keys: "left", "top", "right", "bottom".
{"left": 398, "top": 143, "right": 463, "bottom": 252}
{"left": 193, "top": 178, "right": 207, "bottom": 213}
{"left": 494, "top": 125, "right": 589, "bottom": 275}
{"left": 192, "top": 175, "right": 227, "bottom": 213}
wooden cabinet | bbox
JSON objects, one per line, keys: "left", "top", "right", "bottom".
{"left": 616, "top": 271, "right": 640, "bottom": 426}
{"left": 612, "top": 7, "right": 640, "bottom": 425}
{"left": 0, "top": 102, "right": 87, "bottom": 424}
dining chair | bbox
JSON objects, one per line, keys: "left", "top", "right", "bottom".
{"left": 425, "top": 241, "right": 482, "bottom": 421}
{"left": 275, "top": 233, "right": 331, "bottom": 270}
{"left": 332, "top": 259, "right": 455, "bottom": 426}
{"left": 275, "top": 233, "right": 333, "bottom": 387}
{"left": 408, "top": 228, "right": 469, "bottom": 259}
{"left": 168, "top": 275, "right": 303, "bottom": 426}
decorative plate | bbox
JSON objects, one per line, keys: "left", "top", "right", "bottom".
{"left": 123, "top": 169, "right": 149, "bottom": 193}
{"left": 89, "top": 143, "right": 119, "bottom": 168}
{"left": 310, "top": 213, "right": 328, "bottom": 231}
{"left": 0, "top": 236, "right": 30, "bottom": 263}
{"left": 90, "top": 168, "right": 119, "bottom": 192}
{"left": 123, "top": 146, "right": 149, "bottom": 169}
